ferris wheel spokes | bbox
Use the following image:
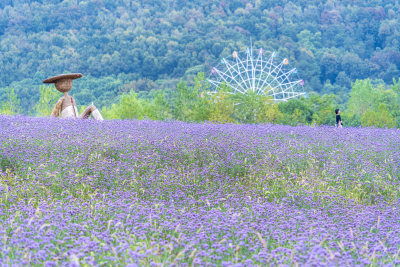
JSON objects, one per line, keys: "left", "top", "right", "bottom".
{"left": 235, "top": 54, "right": 253, "bottom": 92}
{"left": 224, "top": 60, "right": 250, "bottom": 93}
{"left": 255, "top": 52, "right": 275, "bottom": 92}
{"left": 208, "top": 44, "right": 305, "bottom": 101}
{"left": 210, "top": 68, "right": 246, "bottom": 94}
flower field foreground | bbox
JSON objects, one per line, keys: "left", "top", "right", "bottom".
{"left": 1, "top": 115, "right": 400, "bottom": 266}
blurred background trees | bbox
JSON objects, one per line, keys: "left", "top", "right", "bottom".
{"left": 1, "top": 0, "right": 400, "bottom": 114}
{"left": 1, "top": 0, "right": 400, "bottom": 128}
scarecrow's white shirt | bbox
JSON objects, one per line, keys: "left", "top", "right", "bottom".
{"left": 61, "top": 105, "right": 79, "bottom": 118}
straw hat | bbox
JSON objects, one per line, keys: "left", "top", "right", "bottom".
{"left": 43, "top": 73, "right": 83, "bottom": 83}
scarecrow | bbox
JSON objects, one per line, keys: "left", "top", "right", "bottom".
{"left": 43, "top": 73, "right": 103, "bottom": 120}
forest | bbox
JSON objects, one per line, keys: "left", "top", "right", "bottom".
{"left": 1, "top": 0, "right": 400, "bottom": 127}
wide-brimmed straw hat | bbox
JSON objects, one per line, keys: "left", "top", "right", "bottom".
{"left": 43, "top": 73, "right": 83, "bottom": 83}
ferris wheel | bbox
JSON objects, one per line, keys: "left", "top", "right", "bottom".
{"left": 207, "top": 46, "right": 305, "bottom": 101}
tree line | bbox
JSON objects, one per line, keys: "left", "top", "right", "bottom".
{"left": 2, "top": 73, "right": 399, "bottom": 128}
{"left": 1, "top": 0, "right": 400, "bottom": 112}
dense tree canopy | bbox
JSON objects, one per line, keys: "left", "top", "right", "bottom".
{"left": 1, "top": 0, "right": 400, "bottom": 112}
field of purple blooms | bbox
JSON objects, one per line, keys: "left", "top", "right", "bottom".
{"left": 0, "top": 115, "right": 400, "bottom": 266}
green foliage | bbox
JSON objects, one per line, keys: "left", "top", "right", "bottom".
{"left": 388, "top": 78, "right": 400, "bottom": 127}
{"left": 209, "top": 89, "right": 235, "bottom": 123}
{"left": 35, "top": 85, "right": 61, "bottom": 117}
{"left": 297, "top": 30, "right": 321, "bottom": 54}
{"left": 191, "top": 73, "right": 212, "bottom": 122}
{"left": 345, "top": 79, "right": 400, "bottom": 127}
{"left": 173, "top": 81, "right": 197, "bottom": 122}
{"left": 3, "top": 73, "right": 400, "bottom": 128}
{"left": 278, "top": 98, "right": 314, "bottom": 126}
{"left": 0, "top": 88, "right": 21, "bottom": 115}
{"left": 347, "top": 80, "right": 380, "bottom": 119}
{"left": 361, "top": 103, "right": 395, "bottom": 128}
{"left": 173, "top": 73, "right": 211, "bottom": 122}
{"left": 392, "top": 78, "right": 400, "bottom": 94}
{"left": 102, "top": 90, "right": 172, "bottom": 121}
{"left": 150, "top": 90, "right": 173, "bottom": 121}
{"left": 233, "top": 90, "right": 266, "bottom": 124}
{"left": 309, "top": 94, "right": 338, "bottom": 126}
{"left": 2, "top": 1, "right": 400, "bottom": 112}
{"left": 102, "top": 91, "right": 145, "bottom": 120}
{"left": 263, "top": 100, "right": 283, "bottom": 124}
{"left": 232, "top": 90, "right": 283, "bottom": 124}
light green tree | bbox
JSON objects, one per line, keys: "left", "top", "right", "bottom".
{"left": 278, "top": 97, "right": 314, "bottom": 126}
{"left": 361, "top": 103, "right": 395, "bottom": 128}
{"left": 233, "top": 90, "right": 266, "bottom": 124}
{"left": 210, "top": 88, "right": 235, "bottom": 123}
{"left": 232, "top": 90, "right": 283, "bottom": 124}
{"left": 35, "top": 85, "right": 61, "bottom": 117}
{"left": 262, "top": 98, "right": 283, "bottom": 124}
{"left": 173, "top": 81, "right": 196, "bottom": 121}
{"left": 345, "top": 79, "right": 400, "bottom": 128}
{"left": 391, "top": 78, "right": 400, "bottom": 127}
{"left": 151, "top": 90, "right": 172, "bottom": 120}
{"left": 102, "top": 91, "right": 145, "bottom": 119}
{"left": 392, "top": 78, "right": 400, "bottom": 94}
{"left": 309, "top": 93, "right": 338, "bottom": 125}
{"left": 173, "top": 72, "right": 211, "bottom": 122}
{"left": 347, "top": 79, "right": 380, "bottom": 119}
{"left": 0, "top": 88, "right": 21, "bottom": 115}
{"left": 191, "top": 72, "right": 212, "bottom": 122}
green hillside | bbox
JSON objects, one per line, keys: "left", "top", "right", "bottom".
{"left": 1, "top": 0, "right": 400, "bottom": 112}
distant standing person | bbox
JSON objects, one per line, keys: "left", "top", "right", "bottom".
{"left": 335, "top": 108, "right": 342, "bottom": 128}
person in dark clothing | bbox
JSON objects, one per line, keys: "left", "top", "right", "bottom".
{"left": 335, "top": 108, "right": 343, "bottom": 128}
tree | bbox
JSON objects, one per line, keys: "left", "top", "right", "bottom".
{"left": 229, "top": 90, "right": 282, "bottom": 124}
{"left": 190, "top": 72, "right": 212, "bottom": 122}
{"left": 309, "top": 93, "right": 338, "bottom": 126}
{"left": 173, "top": 81, "right": 196, "bottom": 122}
{"left": 35, "top": 85, "right": 61, "bottom": 117}
{"left": 262, "top": 98, "right": 283, "bottom": 124}
{"left": 389, "top": 78, "right": 400, "bottom": 127}
{"left": 335, "top": 71, "right": 351, "bottom": 88}
{"left": 278, "top": 97, "right": 314, "bottom": 126}
{"left": 209, "top": 87, "right": 235, "bottom": 123}
{"left": 148, "top": 90, "right": 172, "bottom": 121}
{"left": 361, "top": 103, "right": 395, "bottom": 128}
{"left": 172, "top": 72, "right": 211, "bottom": 122}
{"left": 321, "top": 52, "right": 340, "bottom": 82}
{"left": 297, "top": 30, "right": 321, "bottom": 54}
{"left": 392, "top": 78, "right": 400, "bottom": 94}
{"left": 341, "top": 52, "right": 369, "bottom": 80}
{"left": 383, "top": 64, "right": 400, "bottom": 84}
{"left": 346, "top": 79, "right": 380, "bottom": 119}
{"left": 232, "top": 90, "right": 266, "bottom": 124}
{"left": 345, "top": 78, "right": 400, "bottom": 128}
{"left": 102, "top": 91, "right": 144, "bottom": 119}
{"left": 0, "top": 88, "right": 21, "bottom": 115}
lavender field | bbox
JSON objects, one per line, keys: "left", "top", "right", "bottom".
{"left": 0, "top": 115, "right": 400, "bottom": 266}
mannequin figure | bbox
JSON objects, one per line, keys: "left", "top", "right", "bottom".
{"left": 43, "top": 73, "right": 103, "bottom": 120}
